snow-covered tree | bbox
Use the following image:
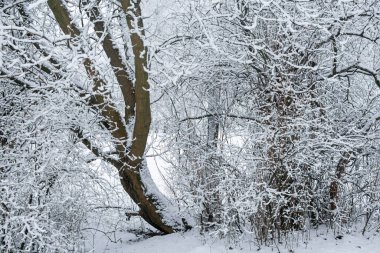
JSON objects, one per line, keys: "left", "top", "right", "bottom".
{"left": 2, "top": 0, "right": 380, "bottom": 250}
{"left": 152, "top": 0, "right": 380, "bottom": 243}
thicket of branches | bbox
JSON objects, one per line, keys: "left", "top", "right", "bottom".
{"left": 153, "top": 0, "right": 380, "bottom": 243}
{"left": 1, "top": 0, "right": 380, "bottom": 252}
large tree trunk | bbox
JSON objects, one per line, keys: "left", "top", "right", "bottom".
{"left": 47, "top": 0, "right": 185, "bottom": 234}
{"left": 329, "top": 151, "right": 353, "bottom": 211}
{"left": 116, "top": 159, "right": 175, "bottom": 233}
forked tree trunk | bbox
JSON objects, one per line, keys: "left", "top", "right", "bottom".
{"left": 47, "top": 0, "right": 184, "bottom": 234}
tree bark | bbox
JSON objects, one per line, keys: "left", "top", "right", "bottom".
{"left": 329, "top": 151, "right": 352, "bottom": 211}
{"left": 47, "top": 0, "right": 183, "bottom": 234}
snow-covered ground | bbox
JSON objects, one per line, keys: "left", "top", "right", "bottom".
{"left": 86, "top": 228, "right": 380, "bottom": 253}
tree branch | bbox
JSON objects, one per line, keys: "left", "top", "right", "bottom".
{"left": 180, "top": 113, "right": 263, "bottom": 124}
{"left": 72, "top": 127, "right": 120, "bottom": 167}
{"left": 48, "top": 0, "right": 128, "bottom": 155}
{"left": 328, "top": 64, "right": 380, "bottom": 89}
{"left": 83, "top": 0, "right": 136, "bottom": 121}
{"left": 120, "top": 0, "right": 151, "bottom": 160}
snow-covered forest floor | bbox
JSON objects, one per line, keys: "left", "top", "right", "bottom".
{"left": 87, "top": 228, "right": 380, "bottom": 253}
